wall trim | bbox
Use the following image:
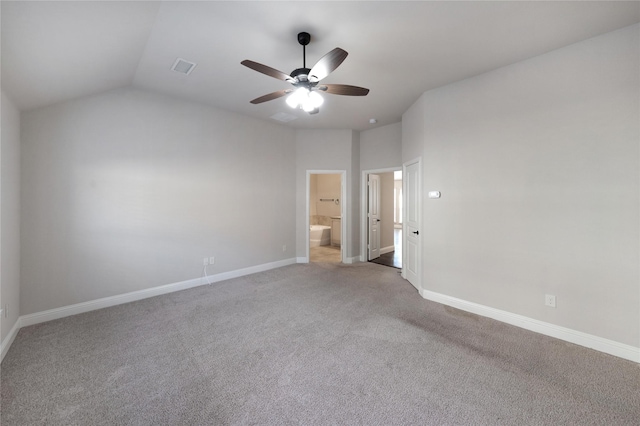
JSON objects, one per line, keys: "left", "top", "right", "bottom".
{"left": 1, "top": 319, "right": 21, "bottom": 362}
{"left": 10, "top": 257, "right": 296, "bottom": 349}
{"left": 380, "top": 245, "right": 395, "bottom": 255}
{"left": 202, "top": 258, "right": 296, "bottom": 285}
{"left": 421, "top": 289, "right": 640, "bottom": 363}
{"left": 296, "top": 257, "right": 309, "bottom": 264}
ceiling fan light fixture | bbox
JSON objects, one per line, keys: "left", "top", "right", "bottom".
{"left": 286, "top": 88, "right": 307, "bottom": 108}
{"left": 309, "top": 91, "right": 324, "bottom": 107}
{"left": 242, "top": 32, "right": 368, "bottom": 113}
{"left": 302, "top": 100, "right": 316, "bottom": 113}
{"left": 286, "top": 88, "right": 324, "bottom": 112}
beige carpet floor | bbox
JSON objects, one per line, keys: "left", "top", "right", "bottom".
{"left": 1, "top": 262, "right": 638, "bottom": 425}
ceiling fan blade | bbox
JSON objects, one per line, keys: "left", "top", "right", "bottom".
{"left": 309, "top": 48, "right": 348, "bottom": 82}
{"left": 241, "top": 60, "right": 293, "bottom": 82}
{"left": 249, "top": 90, "right": 291, "bottom": 104}
{"left": 320, "top": 84, "right": 369, "bottom": 96}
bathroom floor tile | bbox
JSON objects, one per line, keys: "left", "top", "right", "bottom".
{"left": 310, "top": 245, "right": 341, "bottom": 263}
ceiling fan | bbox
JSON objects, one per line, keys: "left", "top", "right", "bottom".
{"left": 241, "top": 32, "right": 369, "bottom": 114}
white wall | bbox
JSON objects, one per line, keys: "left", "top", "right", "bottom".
{"left": 403, "top": 24, "right": 639, "bottom": 347}
{"left": 360, "top": 122, "right": 402, "bottom": 171}
{"left": 20, "top": 87, "right": 296, "bottom": 315}
{"left": 1, "top": 91, "right": 21, "bottom": 343}
{"left": 295, "top": 129, "right": 359, "bottom": 260}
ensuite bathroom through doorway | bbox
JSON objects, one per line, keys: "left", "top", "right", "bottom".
{"left": 309, "top": 173, "right": 342, "bottom": 263}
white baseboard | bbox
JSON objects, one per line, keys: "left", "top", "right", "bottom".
{"left": 1, "top": 319, "right": 21, "bottom": 362}
{"left": 18, "top": 257, "right": 297, "bottom": 329}
{"left": 203, "top": 258, "right": 296, "bottom": 285}
{"left": 296, "top": 257, "right": 309, "bottom": 264}
{"left": 421, "top": 289, "right": 640, "bottom": 363}
{"left": 380, "top": 245, "right": 395, "bottom": 255}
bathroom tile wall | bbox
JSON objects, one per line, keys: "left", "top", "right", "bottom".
{"left": 311, "top": 215, "right": 333, "bottom": 226}
{"left": 310, "top": 174, "right": 341, "bottom": 227}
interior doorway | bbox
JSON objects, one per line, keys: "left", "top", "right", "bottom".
{"left": 307, "top": 171, "right": 346, "bottom": 263}
{"left": 362, "top": 168, "right": 402, "bottom": 269}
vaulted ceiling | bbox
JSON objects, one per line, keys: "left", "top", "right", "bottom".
{"left": 2, "top": 1, "right": 638, "bottom": 131}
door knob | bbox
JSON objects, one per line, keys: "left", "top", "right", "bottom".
{"left": 376, "top": 219, "right": 381, "bottom": 222}
{"left": 413, "top": 230, "right": 419, "bottom": 235}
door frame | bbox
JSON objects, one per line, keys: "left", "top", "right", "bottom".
{"left": 360, "top": 167, "right": 401, "bottom": 263}
{"left": 306, "top": 170, "right": 347, "bottom": 263}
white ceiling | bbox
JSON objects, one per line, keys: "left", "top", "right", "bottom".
{"left": 2, "top": 1, "right": 639, "bottom": 131}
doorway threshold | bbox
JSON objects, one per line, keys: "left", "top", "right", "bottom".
{"left": 369, "top": 251, "right": 401, "bottom": 269}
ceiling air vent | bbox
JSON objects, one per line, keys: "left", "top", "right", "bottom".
{"left": 171, "top": 58, "right": 197, "bottom": 75}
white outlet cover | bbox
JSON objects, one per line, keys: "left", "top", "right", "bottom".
{"left": 545, "top": 294, "right": 556, "bottom": 307}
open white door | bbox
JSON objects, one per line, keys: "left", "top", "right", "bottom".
{"left": 404, "top": 160, "right": 421, "bottom": 291}
{"left": 368, "top": 174, "right": 381, "bottom": 260}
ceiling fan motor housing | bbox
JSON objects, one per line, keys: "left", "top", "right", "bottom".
{"left": 297, "top": 32, "right": 311, "bottom": 46}
{"left": 290, "top": 68, "right": 313, "bottom": 85}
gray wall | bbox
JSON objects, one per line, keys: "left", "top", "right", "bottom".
{"left": 401, "top": 95, "right": 425, "bottom": 164}
{"left": 360, "top": 122, "right": 401, "bottom": 171}
{"left": 295, "top": 129, "right": 360, "bottom": 261}
{"left": 1, "top": 91, "right": 21, "bottom": 342}
{"left": 20, "top": 88, "right": 297, "bottom": 315}
{"left": 402, "top": 24, "right": 639, "bottom": 347}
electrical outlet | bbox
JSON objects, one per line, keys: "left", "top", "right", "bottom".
{"left": 203, "top": 257, "right": 209, "bottom": 266}
{"left": 209, "top": 256, "right": 215, "bottom": 265}
{"left": 545, "top": 294, "right": 556, "bottom": 308}
{"left": 282, "top": 245, "right": 286, "bottom": 252}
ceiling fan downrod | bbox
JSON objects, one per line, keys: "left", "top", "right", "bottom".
{"left": 298, "top": 32, "right": 311, "bottom": 69}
